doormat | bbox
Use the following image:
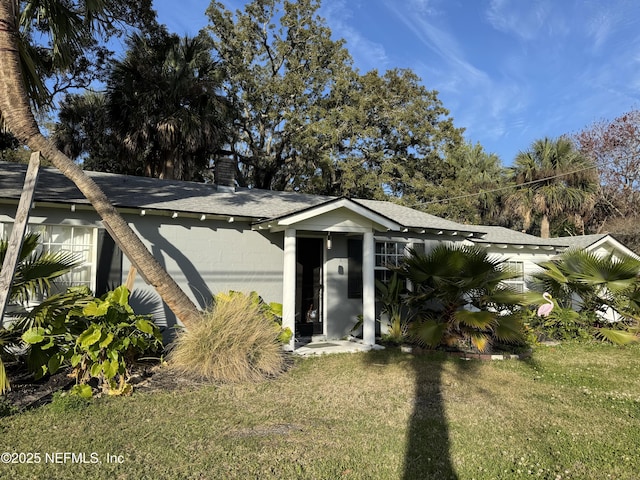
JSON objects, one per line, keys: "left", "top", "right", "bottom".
{"left": 304, "top": 343, "right": 340, "bottom": 349}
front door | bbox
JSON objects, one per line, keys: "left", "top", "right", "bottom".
{"left": 295, "top": 237, "right": 323, "bottom": 337}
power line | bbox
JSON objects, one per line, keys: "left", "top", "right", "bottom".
{"left": 407, "top": 164, "right": 598, "bottom": 208}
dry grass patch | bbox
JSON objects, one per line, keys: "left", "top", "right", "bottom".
{"left": 167, "top": 292, "right": 285, "bottom": 382}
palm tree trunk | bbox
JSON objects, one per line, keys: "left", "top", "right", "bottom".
{"left": 541, "top": 214, "right": 551, "bottom": 239}
{"left": 0, "top": 0, "right": 200, "bottom": 328}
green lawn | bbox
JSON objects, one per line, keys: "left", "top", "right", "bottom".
{"left": 1, "top": 342, "right": 639, "bottom": 479}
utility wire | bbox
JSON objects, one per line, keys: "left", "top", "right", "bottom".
{"left": 407, "top": 164, "right": 598, "bottom": 208}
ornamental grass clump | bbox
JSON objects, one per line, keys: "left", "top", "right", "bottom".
{"left": 168, "top": 292, "right": 286, "bottom": 383}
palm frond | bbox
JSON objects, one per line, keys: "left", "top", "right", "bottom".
{"left": 410, "top": 319, "right": 446, "bottom": 348}
{"left": 0, "top": 358, "right": 9, "bottom": 395}
{"left": 0, "top": 329, "right": 12, "bottom": 394}
{"left": 493, "top": 314, "right": 525, "bottom": 343}
{"left": 455, "top": 309, "right": 496, "bottom": 329}
{"left": 12, "top": 286, "right": 93, "bottom": 332}
{"left": 596, "top": 328, "right": 639, "bottom": 345}
{"left": 469, "top": 332, "right": 491, "bottom": 352}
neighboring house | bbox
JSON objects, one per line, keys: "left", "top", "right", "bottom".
{"left": 0, "top": 161, "right": 636, "bottom": 347}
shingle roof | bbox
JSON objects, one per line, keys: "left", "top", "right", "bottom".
{"left": 352, "top": 199, "right": 483, "bottom": 236}
{"left": 471, "top": 225, "right": 571, "bottom": 247}
{"left": 0, "top": 162, "right": 483, "bottom": 234}
{"left": 0, "top": 162, "right": 618, "bottom": 249}
{"left": 542, "top": 234, "right": 609, "bottom": 249}
{"left": 0, "top": 161, "right": 332, "bottom": 219}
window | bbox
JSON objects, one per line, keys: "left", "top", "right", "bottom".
{"left": 503, "top": 261, "right": 525, "bottom": 293}
{"left": 3, "top": 223, "right": 97, "bottom": 293}
{"left": 375, "top": 241, "right": 407, "bottom": 284}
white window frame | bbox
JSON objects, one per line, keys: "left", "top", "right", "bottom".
{"left": 1, "top": 223, "right": 98, "bottom": 294}
{"left": 374, "top": 240, "right": 408, "bottom": 284}
{"left": 503, "top": 260, "right": 525, "bottom": 293}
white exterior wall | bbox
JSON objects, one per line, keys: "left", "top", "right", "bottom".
{"left": 482, "top": 246, "right": 562, "bottom": 290}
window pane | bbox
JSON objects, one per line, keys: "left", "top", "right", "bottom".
{"left": 48, "top": 225, "right": 72, "bottom": 245}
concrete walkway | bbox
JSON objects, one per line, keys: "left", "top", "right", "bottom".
{"left": 293, "top": 339, "right": 385, "bottom": 356}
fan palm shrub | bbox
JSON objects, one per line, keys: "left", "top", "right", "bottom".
{"left": 397, "top": 244, "right": 525, "bottom": 352}
{"left": 0, "top": 232, "right": 79, "bottom": 394}
{"left": 531, "top": 249, "right": 640, "bottom": 344}
{"left": 168, "top": 291, "right": 286, "bottom": 383}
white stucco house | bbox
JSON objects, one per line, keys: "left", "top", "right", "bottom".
{"left": 0, "top": 161, "right": 636, "bottom": 348}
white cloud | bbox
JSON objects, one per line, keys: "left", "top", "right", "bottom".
{"left": 485, "top": 0, "right": 567, "bottom": 41}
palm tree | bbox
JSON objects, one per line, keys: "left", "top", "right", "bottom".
{"left": 0, "top": 1, "right": 200, "bottom": 328}
{"left": 506, "top": 137, "right": 598, "bottom": 238}
{"left": 107, "top": 30, "right": 228, "bottom": 181}
{"left": 398, "top": 245, "right": 525, "bottom": 352}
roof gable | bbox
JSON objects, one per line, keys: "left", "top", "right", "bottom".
{"left": 253, "top": 198, "right": 402, "bottom": 232}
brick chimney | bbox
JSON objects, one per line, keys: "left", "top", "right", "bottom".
{"left": 215, "top": 157, "right": 236, "bottom": 192}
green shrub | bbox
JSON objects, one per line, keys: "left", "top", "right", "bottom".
{"left": 526, "top": 305, "right": 592, "bottom": 342}
{"left": 168, "top": 291, "right": 286, "bottom": 383}
{"left": 21, "top": 286, "right": 162, "bottom": 396}
{"left": 531, "top": 249, "right": 640, "bottom": 344}
{"left": 0, "top": 232, "right": 81, "bottom": 394}
{"left": 377, "top": 272, "right": 411, "bottom": 345}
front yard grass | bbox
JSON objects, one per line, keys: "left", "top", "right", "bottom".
{"left": 1, "top": 342, "right": 639, "bottom": 479}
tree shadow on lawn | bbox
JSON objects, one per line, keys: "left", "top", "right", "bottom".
{"left": 363, "top": 348, "right": 481, "bottom": 480}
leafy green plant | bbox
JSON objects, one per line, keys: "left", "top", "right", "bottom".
{"left": 21, "top": 286, "right": 162, "bottom": 396}
{"left": 531, "top": 249, "right": 640, "bottom": 344}
{"left": 168, "top": 290, "right": 286, "bottom": 383}
{"left": 397, "top": 245, "right": 525, "bottom": 352}
{"left": 376, "top": 272, "right": 412, "bottom": 345}
{"left": 527, "top": 303, "right": 592, "bottom": 342}
{"left": 15, "top": 287, "right": 94, "bottom": 380}
{"left": 0, "top": 329, "right": 12, "bottom": 395}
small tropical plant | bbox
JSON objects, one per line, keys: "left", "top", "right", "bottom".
{"left": 21, "top": 286, "right": 162, "bottom": 396}
{"left": 168, "top": 291, "right": 286, "bottom": 383}
{"left": 397, "top": 245, "right": 525, "bottom": 352}
{"left": 531, "top": 249, "right": 640, "bottom": 344}
{"left": 376, "top": 272, "right": 412, "bottom": 344}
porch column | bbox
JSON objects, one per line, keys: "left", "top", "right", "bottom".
{"left": 362, "top": 231, "right": 375, "bottom": 346}
{"left": 282, "top": 228, "right": 297, "bottom": 351}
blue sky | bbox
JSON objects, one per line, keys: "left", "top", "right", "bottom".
{"left": 153, "top": 0, "right": 640, "bottom": 165}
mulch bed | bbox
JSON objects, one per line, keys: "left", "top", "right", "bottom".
{"left": 2, "top": 362, "right": 75, "bottom": 411}
{"left": 1, "top": 361, "right": 191, "bottom": 413}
